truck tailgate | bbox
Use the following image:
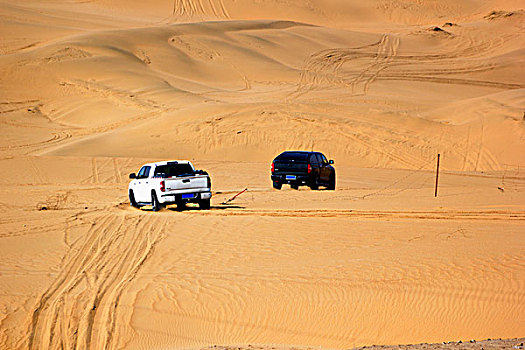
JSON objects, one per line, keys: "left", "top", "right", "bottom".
{"left": 165, "top": 175, "right": 208, "bottom": 192}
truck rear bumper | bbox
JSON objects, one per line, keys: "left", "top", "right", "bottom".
{"left": 160, "top": 191, "right": 212, "bottom": 204}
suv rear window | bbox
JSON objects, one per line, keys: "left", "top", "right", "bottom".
{"left": 276, "top": 152, "right": 309, "bottom": 161}
{"left": 154, "top": 164, "right": 195, "bottom": 178}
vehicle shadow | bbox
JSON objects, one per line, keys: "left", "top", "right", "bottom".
{"left": 166, "top": 204, "right": 245, "bottom": 212}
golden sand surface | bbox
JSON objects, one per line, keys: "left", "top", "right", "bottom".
{"left": 0, "top": 0, "right": 524, "bottom": 349}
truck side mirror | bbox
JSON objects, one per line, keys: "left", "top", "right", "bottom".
{"left": 129, "top": 173, "right": 136, "bottom": 179}
{"left": 329, "top": 160, "right": 334, "bottom": 164}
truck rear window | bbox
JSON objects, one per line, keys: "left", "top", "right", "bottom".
{"left": 154, "top": 164, "right": 195, "bottom": 178}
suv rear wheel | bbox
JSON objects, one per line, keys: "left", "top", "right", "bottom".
{"left": 309, "top": 178, "right": 319, "bottom": 190}
{"left": 328, "top": 174, "right": 336, "bottom": 190}
{"left": 272, "top": 181, "right": 282, "bottom": 190}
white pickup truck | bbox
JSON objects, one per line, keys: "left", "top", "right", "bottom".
{"left": 128, "top": 160, "right": 212, "bottom": 211}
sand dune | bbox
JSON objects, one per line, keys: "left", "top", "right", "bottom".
{"left": 1, "top": 3, "right": 523, "bottom": 168}
{"left": 0, "top": 0, "right": 524, "bottom": 349}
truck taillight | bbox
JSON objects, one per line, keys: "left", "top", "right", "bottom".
{"left": 307, "top": 164, "right": 312, "bottom": 174}
{"left": 160, "top": 180, "right": 165, "bottom": 192}
{"left": 271, "top": 161, "right": 275, "bottom": 173}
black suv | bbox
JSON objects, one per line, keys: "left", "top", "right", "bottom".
{"left": 271, "top": 151, "right": 335, "bottom": 190}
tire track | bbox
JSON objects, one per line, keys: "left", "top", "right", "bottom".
{"left": 171, "top": 0, "right": 229, "bottom": 19}
{"left": 98, "top": 157, "right": 115, "bottom": 184}
{"left": 193, "top": 208, "right": 525, "bottom": 221}
{"left": 0, "top": 132, "right": 72, "bottom": 152}
{"left": 290, "top": 29, "right": 522, "bottom": 100}
{"left": 470, "top": 119, "right": 511, "bottom": 173}
{"left": 462, "top": 125, "right": 471, "bottom": 171}
{"left": 474, "top": 117, "right": 485, "bottom": 172}
{"left": 281, "top": 111, "right": 428, "bottom": 169}
{"left": 331, "top": 122, "right": 423, "bottom": 169}
{"left": 378, "top": 74, "right": 524, "bottom": 89}
{"left": 28, "top": 213, "right": 167, "bottom": 350}
{"left": 58, "top": 80, "right": 160, "bottom": 112}
{"left": 63, "top": 219, "right": 72, "bottom": 249}
{"left": 28, "top": 156, "right": 46, "bottom": 184}
{"left": 352, "top": 35, "right": 400, "bottom": 95}
{"left": 112, "top": 158, "right": 123, "bottom": 184}
{"left": 81, "top": 157, "right": 125, "bottom": 184}
{"left": 0, "top": 219, "right": 86, "bottom": 239}
{"left": 0, "top": 99, "right": 40, "bottom": 114}
{"left": 91, "top": 158, "right": 99, "bottom": 184}
{"left": 290, "top": 34, "right": 399, "bottom": 99}
{"left": 54, "top": 80, "right": 176, "bottom": 143}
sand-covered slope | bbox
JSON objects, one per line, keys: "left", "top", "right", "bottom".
{"left": 0, "top": 0, "right": 524, "bottom": 349}
{"left": 1, "top": 0, "right": 524, "bottom": 169}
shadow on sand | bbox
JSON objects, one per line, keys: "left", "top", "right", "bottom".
{"left": 165, "top": 204, "right": 245, "bottom": 212}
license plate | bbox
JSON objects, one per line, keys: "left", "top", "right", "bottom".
{"left": 285, "top": 175, "right": 297, "bottom": 180}
{"left": 182, "top": 193, "right": 195, "bottom": 199}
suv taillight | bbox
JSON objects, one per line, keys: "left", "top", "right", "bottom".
{"left": 271, "top": 161, "right": 275, "bottom": 173}
{"left": 307, "top": 164, "right": 312, "bottom": 174}
{"left": 160, "top": 180, "right": 165, "bottom": 192}
{"left": 207, "top": 176, "right": 211, "bottom": 189}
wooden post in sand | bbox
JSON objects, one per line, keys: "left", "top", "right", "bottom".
{"left": 435, "top": 153, "right": 440, "bottom": 197}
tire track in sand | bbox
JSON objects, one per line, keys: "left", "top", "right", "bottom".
{"left": 290, "top": 29, "right": 523, "bottom": 100}
{"left": 194, "top": 208, "right": 525, "bottom": 221}
{"left": 28, "top": 213, "right": 167, "bottom": 350}
{"left": 289, "top": 34, "right": 399, "bottom": 99}
{"left": 112, "top": 158, "right": 123, "bottom": 184}
{"left": 0, "top": 132, "right": 72, "bottom": 153}
{"left": 91, "top": 157, "right": 99, "bottom": 184}
{"left": 28, "top": 156, "right": 46, "bottom": 184}
{"left": 351, "top": 34, "right": 400, "bottom": 95}
{"left": 172, "top": 0, "right": 229, "bottom": 19}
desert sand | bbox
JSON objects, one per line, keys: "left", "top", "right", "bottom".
{"left": 0, "top": 0, "right": 524, "bottom": 349}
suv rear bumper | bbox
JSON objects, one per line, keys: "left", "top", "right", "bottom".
{"left": 271, "top": 174, "right": 310, "bottom": 185}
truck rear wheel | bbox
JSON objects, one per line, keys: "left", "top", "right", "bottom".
{"left": 272, "top": 181, "right": 282, "bottom": 190}
{"left": 129, "top": 190, "right": 139, "bottom": 208}
{"left": 309, "top": 178, "right": 319, "bottom": 190}
{"left": 151, "top": 192, "right": 162, "bottom": 212}
{"left": 199, "top": 198, "right": 211, "bottom": 210}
